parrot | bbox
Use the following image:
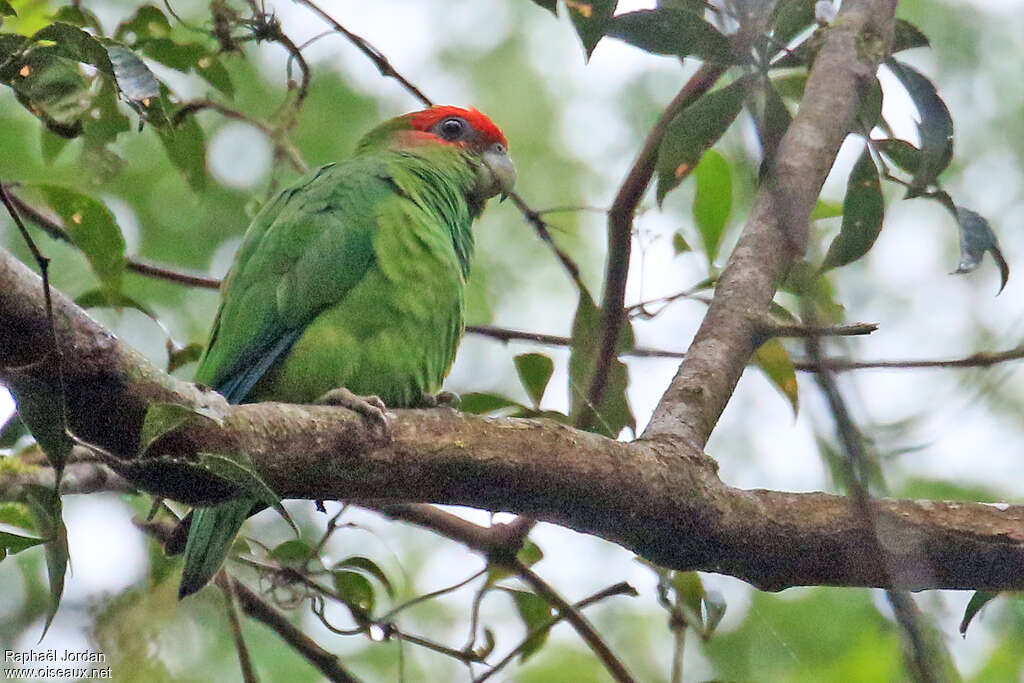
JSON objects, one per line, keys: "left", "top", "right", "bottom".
{"left": 177, "top": 105, "right": 515, "bottom": 598}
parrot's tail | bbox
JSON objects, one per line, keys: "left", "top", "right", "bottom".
{"left": 179, "top": 497, "right": 255, "bottom": 598}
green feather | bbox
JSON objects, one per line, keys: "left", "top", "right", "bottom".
{"left": 179, "top": 115, "right": 497, "bottom": 597}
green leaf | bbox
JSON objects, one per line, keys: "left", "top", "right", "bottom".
{"left": 528, "top": 0, "right": 558, "bottom": 15}
{"left": 874, "top": 138, "right": 920, "bottom": 175}
{"left": 505, "top": 589, "right": 555, "bottom": 661}
{"left": 569, "top": 290, "right": 636, "bottom": 438}
{"left": 139, "top": 403, "right": 196, "bottom": 454}
{"left": 693, "top": 149, "right": 732, "bottom": 265}
{"left": 821, "top": 146, "right": 884, "bottom": 270}
{"left": 23, "top": 484, "right": 68, "bottom": 639}
{"left": 37, "top": 185, "right": 126, "bottom": 300}
{"left": 5, "top": 50, "right": 93, "bottom": 138}
{"left": 270, "top": 539, "right": 314, "bottom": 565}
{"left": 757, "top": 78, "right": 792, "bottom": 177}
{"left": 75, "top": 288, "right": 157, "bottom": 318}
{"left": 196, "top": 56, "right": 234, "bottom": 98}
{"left": 459, "top": 393, "right": 526, "bottom": 415}
{"left": 6, "top": 378, "right": 72, "bottom": 471}
{"left": 51, "top": 6, "right": 102, "bottom": 31}
{"left": 857, "top": 76, "right": 883, "bottom": 132}
{"left": 518, "top": 539, "right": 544, "bottom": 568}
{"left": 0, "top": 0, "right": 16, "bottom": 17}
{"left": 168, "top": 343, "right": 204, "bottom": 373}
{"left": 332, "top": 569, "right": 375, "bottom": 619}
{"left": 514, "top": 353, "right": 555, "bottom": 408}
{"left": 197, "top": 452, "right": 296, "bottom": 533}
{"left": 672, "top": 231, "right": 691, "bottom": 254}
{"left": 0, "top": 529, "right": 46, "bottom": 560}
{"left": 33, "top": 22, "right": 113, "bottom": 76}
{"left": 885, "top": 58, "right": 953, "bottom": 194}
{"left": 0, "top": 501, "right": 36, "bottom": 532}
{"left": 606, "top": 8, "right": 729, "bottom": 61}
{"left": 114, "top": 5, "right": 172, "bottom": 44}
{"left": 39, "top": 128, "right": 70, "bottom": 164}
{"left": 753, "top": 338, "right": 798, "bottom": 416}
{"left": 810, "top": 199, "right": 843, "bottom": 220}
{"left": 566, "top": 0, "right": 618, "bottom": 59}
{"left": 158, "top": 112, "right": 207, "bottom": 192}
{"left": 960, "top": 591, "right": 998, "bottom": 635}
{"left": 656, "top": 78, "right": 748, "bottom": 203}
{"left": 772, "top": 0, "right": 816, "bottom": 47}
{"left": 951, "top": 205, "right": 1009, "bottom": 293}
{"left": 335, "top": 556, "right": 394, "bottom": 598}
{"left": 104, "top": 44, "right": 160, "bottom": 102}
{"left": 671, "top": 571, "right": 705, "bottom": 617}
{"left": 891, "top": 19, "right": 929, "bottom": 53}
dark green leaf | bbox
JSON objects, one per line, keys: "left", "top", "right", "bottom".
{"left": 891, "top": 19, "right": 929, "bottom": 53}
{"left": 606, "top": 8, "right": 729, "bottom": 61}
{"left": 33, "top": 22, "right": 113, "bottom": 77}
{"left": 885, "top": 58, "right": 953, "bottom": 193}
{"left": 39, "top": 128, "right": 70, "bottom": 165}
{"left": 168, "top": 343, "right": 204, "bottom": 373}
{"left": 75, "top": 288, "right": 157, "bottom": 318}
{"left": 528, "top": 0, "right": 558, "bottom": 15}
{"left": 196, "top": 56, "right": 234, "bottom": 98}
{"left": 875, "top": 137, "right": 921, "bottom": 175}
{"left": 772, "top": 0, "right": 815, "bottom": 46}
{"left": 37, "top": 185, "right": 126, "bottom": 300}
{"left": 0, "top": 0, "right": 16, "bottom": 17}
{"left": 114, "top": 5, "right": 172, "bottom": 44}
{"left": 672, "top": 231, "right": 691, "bottom": 254}
{"left": 158, "top": 113, "right": 207, "bottom": 192}
{"left": 23, "top": 484, "right": 68, "bottom": 639}
{"left": 505, "top": 589, "right": 554, "bottom": 661}
{"left": 569, "top": 290, "right": 635, "bottom": 438}
{"left": 6, "top": 50, "right": 93, "bottom": 137}
{"left": 567, "top": 0, "right": 618, "bottom": 59}
{"left": 197, "top": 452, "right": 296, "bottom": 533}
{"left": 821, "top": 146, "right": 884, "bottom": 270}
{"left": 757, "top": 79, "right": 792, "bottom": 176}
{"left": 0, "top": 530, "right": 46, "bottom": 560}
{"left": 335, "top": 556, "right": 394, "bottom": 598}
{"left": 960, "top": 591, "right": 998, "bottom": 635}
{"left": 333, "top": 569, "right": 375, "bottom": 619}
{"left": 139, "top": 403, "right": 196, "bottom": 454}
{"left": 104, "top": 44, "right": 160, "bottom": 102}
{"left": 270, "top": 539, "right": 314, "bottom": 565}
{"left": 514, "top": 353, "right": 555, "bottom": 408}
{"left": 857, "top": 76, "right": 883, "bottom": 132}
{"left": 752, "top": 338, "right": 798, "bottom": 415}
{"left": 693, "top": 150, "right": 732, "bottom": 265}
{"left": 951, "top": 205, "right": 1009, "bottom": 293}
{"left": 459, "top": 393, "right": 526, "bottom": 415}
{"left": 0, "top": 414, "right": 28, "bottom": 448}
{"left": 6, "top": 378, "right": 72, "bottom": 470}
{"left": 656, "top": 78, "right": 748, "bottom": 203}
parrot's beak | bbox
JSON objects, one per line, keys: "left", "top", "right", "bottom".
{"left": 482, "top": 145, "right": 516, "bottom": 202}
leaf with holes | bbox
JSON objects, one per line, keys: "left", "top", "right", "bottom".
{"left": 753, "top": 338, "right": 798, "bottom": 416}
{"left": 886, "top": 58, "right": 953, "bottom": 194}
{"left": 606, "top": 8, "right": 729, "bottom": 61}
{"left": 37, "top": 185, "right": 126, "bottom": 300}
{"left": 514, "top": 353, "right": 555, "bottom": 408}
{"left": 566, "top": 0, "right": 618, "bottom": 59}
{"left": 822, "top": 146, "right": 884, "bottom": 270}
{"left": 693, "top": 150, "right": 732, "bottom": 265}
{"left": 656, "top": 78, "right": 748, "bottom": 203}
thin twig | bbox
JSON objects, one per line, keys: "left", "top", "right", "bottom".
{"left": 507, "top": 192, "right": 589, "bottom": 291}
{"left": 379, "top": 568, "right": 487, "bottom": 622}
{"left": 473, "top": 581, "right": 638, "bottom": 683}
{"left": 220, "top": 572, "right": 261, "bottom": 683}
{"left": 579, "top": 61, "right": 729, "bottom": 431}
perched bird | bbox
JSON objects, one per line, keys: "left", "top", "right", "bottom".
{"left": 178, "top": 106, "right": 515, "bottom": 598}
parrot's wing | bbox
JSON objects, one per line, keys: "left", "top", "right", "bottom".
{"left": 195, "top": 160, "right": 393, "bottom": 400}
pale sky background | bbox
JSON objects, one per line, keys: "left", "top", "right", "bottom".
{"left": 3, "top": 0, "right": 1024, "bottom": 678}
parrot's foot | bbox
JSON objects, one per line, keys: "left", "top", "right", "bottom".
{"left": 418, "top": 391, "right": 461, "bottom": 409}
{"left": 317, "top": 387, "right": 392, "bottom": 439}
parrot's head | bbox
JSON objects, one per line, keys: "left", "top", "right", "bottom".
{"left": 361, "top": 106, "right": 516, "bottom": 206}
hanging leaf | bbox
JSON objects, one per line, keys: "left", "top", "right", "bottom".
{"left": 23, "top": 484, "right": 68, "bottom": 639}
{"left": 693, "top": 150, "right": 732, "bottom": 266}
{"left": 0, "top": 414, "right": 28, "bottom": 448}
{"left": 569, "top": 291, "right": 635, "bottom": 438}
{"left": 139, "top": 403, "right": 199, "bottom": 455}
{"left": 0, "top": 530, "right": 46, "bottom": 561}
{"left": 960, "top": 591, "right": 998, "bottom": 635}
{"left": 32, "top": 22, "right": 113, "bottom": 77}
{"left": 656, "top": 78, "right": 748, "bottom": 203}
{"left": 874, "top": 138, "right": 921, "bottom": 176}
{"left": 528, "top": 0, "right": 558, "bottom": 15}
{"left": 951, "top": 205, "right": 1009, "bottom": 293}
{"left": 753, "top": 338, "right": 798, "bottom": 416}
{"left": 757, "top": 78, "right": 792, "bottom": 177}
{"left": 197, "top": 452, "right": 296, "bottom": 533}
{"left": 104, "top": 44, "right": 160, "bottom": 102}
{"left": 168, "top": 343, "right": 204, "bottom": 373}
{"left": 504, "top": 589, "right": 554, "bottom": 662}
{"left": 566, "top": 0, "right": 618, "bottom": 59}
{"left": 335, "top": 556, "right": 395, "bottom": 598}
{"left": 857, "top": 76, "right": 883, "bottom": 132}
{"left": 772, "top": 0, "right": 816, "bottom": 47}
{"left": 821, "top": 146, "right": 884, "bottom": 270}
{"left": 5, "top": 49, "right": 94, "bottom": 138}
{"left": 332, "top": 569, "right": 375, "bottom": 621}
{"left": 514, "top": 353, "right": 555, "bottom": 408}
{"left": 885, "top": 58, "right": 953, "bottom": 194}
{"left": 606, "top": 8, "right": 730, "bottom": 61}
{"left": 158, "top": 110, "right": 207, "bottom": 192}
{"left": 37, "top": 185, "right": 126, "bottom": 300}
{"left": 6, "top": 378, "right": 72, "bottom": 471}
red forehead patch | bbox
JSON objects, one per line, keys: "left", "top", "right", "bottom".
{"left": 409, "top": 106, "right": 508, "bottom": 148}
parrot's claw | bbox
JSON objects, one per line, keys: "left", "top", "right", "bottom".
{"left": 418, "top": 391, "right": 461, "bottom": 409}
{"left": 317, "top": 387, "right": 392, "bottom": 440}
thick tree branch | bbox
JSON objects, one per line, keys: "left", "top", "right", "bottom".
{"left": 3, "top": 246, "right": 1024, "bottom": 593}
{"left": 644, "top": 0, "right": 898, "bottom": 448}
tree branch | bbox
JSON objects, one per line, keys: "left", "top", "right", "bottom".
{"left": 643, "top": 0, "right": 898, "bottom": 448}
{"left": 4, "top": 246, "right": 1024, "bottom": 593}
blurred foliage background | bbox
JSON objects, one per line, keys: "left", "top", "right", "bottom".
{"left": 3, "top": 0, "right": 1024, "bottom": 681}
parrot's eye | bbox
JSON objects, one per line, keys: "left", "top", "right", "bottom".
{"left": 439, "top": 117, "right": 468, "bottom": 141}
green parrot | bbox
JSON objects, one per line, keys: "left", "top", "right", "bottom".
{"left": 178, "top": 105, "right": 515, "bottom": 598}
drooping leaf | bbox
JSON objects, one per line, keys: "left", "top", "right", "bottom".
{"left": 821, "top": 146, "right": 884, "bottom": 270}
{"left": 857, "top": 76, "right": 883, "bottom": 132}
{"left": 569, "top": 291, "right": 635, "bottom": 438}
{"left": 960, "top": 591, "right": 998, "bottom": 635}
{"left": 757, "top": 78, "right": 792, "bottom": 177}
{"left": 951, "top": 205, "right": 1009, "bottom": 293}
{"left": 772, "top": 0, "right": 816, "bottom": 47}
{"left": 566, "top": 0, "right": 618, "bottom": 59}
{"left": 332, "top": 569, "right": 375, "bottom": 620}
{"left": 168, "top": 343, "right": 204, "bottom": 373}
{"left": 104, "top": 44, "right": 160, "bottom": 102}
{"left": 37, "top": 185, "right": 126, "bottom": 300}
{"left": 23, "top": 484, "right": 68, "bottom": 639}
{"left": 335, "top": 556, "right": 394, "bottom": 598}
{"left": 606, "top": 8, "right": 729, "bottom": 61}
{"left": 753, "top": 338, "right": 798, "bottom": 415}
{"left": 891, "top": 18, "right": 930, "bottom": 53}
{"left": 505, "top": 589, "right": 555, "bottom": 661}
{"left": 656, "top": 78, "right": 748, "bottom": 203}
{"left": 885, "top": 58, "right": 953, "bottom": 194}
{"left": 158, "top": 111, "right": 207, "bottom": 192}
{"left": 139, "top": 403, "right": 198, "bottom": 455}
{"left": 514, "top": 353, "right": 555, "bottom": 408}
{"left": 0, "top": 529, "right": 46, "bottom": 560}
{"left": 693, "top": 149, "right": 732, "bottom": 266}
{"left": 528, "top": 0, "right": 558, "bottom": 15}
{"left": 6, "top": 378, "right": 72, "bottom": 471}
{"left": 874, "top": 137, "right": 921, "bottom": 175}
{"left": 32, "top": 22, "right": 113, "bottom": 77}
{"left": 196, "top": 452, "right": 296, "bottom": 533}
